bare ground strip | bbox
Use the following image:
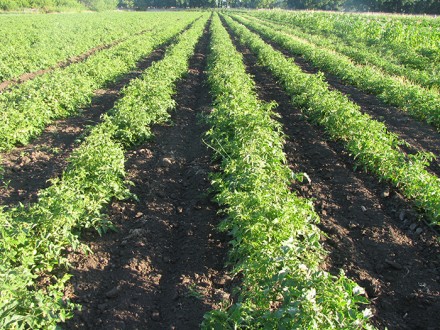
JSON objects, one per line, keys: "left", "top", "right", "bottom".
{"left": 238, "top": 18, "right": 440, "bottom": 176}
{"left": 225, "top": 21, "right": 440, "bottom": 330}
{"left": 0, "top": 42, "right": 173, "bottom": 209}
{"left": 63, "top": 23, "right": 231, "bottom": 330}
{"left": 0, "top": 28, "right": 153, "bottom": 93}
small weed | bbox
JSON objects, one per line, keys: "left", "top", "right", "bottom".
{"left": 186, "top": 283, "right": 204, "bottom": 300}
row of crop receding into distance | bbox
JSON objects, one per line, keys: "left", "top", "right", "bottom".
{"left": 1, "top": 10, "right": 438, "bottom": 152}
{"left": 0, "top": 10, "right": 438, "bottom": 329}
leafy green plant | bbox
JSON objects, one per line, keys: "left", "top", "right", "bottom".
{"left": 202, "top": 14, "right": 372, "bottom": 329}
{"left": 249, "top": 10, "right": 440, "bottom": 72}
{"left": 0, "top": 14, "right": 209, "bottom": 328}
{"left": 232, "top": 14, "right": 440, "bottom": 130}
{"left": 246, "top": 14, "right": 439, "bottom": 90}
{"left": 0, "top": 12, "right": 202, "bottom": 152}
{"left": 223, "top": 14, "right": 440, "bottom": 225}
{"left": 0, "top": 12, "right": 193, "bottom": 82}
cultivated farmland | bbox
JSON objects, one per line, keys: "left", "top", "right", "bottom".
{"left": 0, "top": 10, "right": 439, "bottom": 329}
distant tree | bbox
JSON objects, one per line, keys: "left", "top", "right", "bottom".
{"left": 125, "top": 0, "right": 217, "bottom": 8}
{"left": 0, "top": 0, "right": 84, "bottom": 10}
{"left": 0, "top": 0, "right": 19, "bottom": 10}
{"left": 287, "top": 0, "right": 344, "bottom": 10}
{"left": 119, "top": 0, "right": 134, "bottom": 8}
{"left": 31, "top": 0, "right": 55, "bottom": 7}
{"left": 80, "top": 0, "right": 118, "bottom": 10}
{"left": 344, "top": 0, "right": 439, "bottom": 13}
{"left": 239, "top": 0, "right": 278, "bottom": 8}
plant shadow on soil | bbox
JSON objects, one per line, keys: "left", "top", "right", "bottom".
{"left": 0, "top": 27, "right": 153, "bottom": 93}
{"left": 223, "top": 17, "right": 440, "bottom": 330}
{"left": 0, "top": 42, "right": 172, "bottom": 209}
{"left": 63, "top": 23, "right": 233, "bottom": 330}
{"left": 245, "top": 19, "right": 440, "bottom": 176}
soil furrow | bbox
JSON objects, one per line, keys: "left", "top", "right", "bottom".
{"left": 0, "top": 27, "right": 153, "bottom": 93}
{"left": 63, "top": 23, "right": 230, "bottom": 330}
{"left": 238, "top": 18, "right": 440, "bottom": 176}
{"left": 0, "top": 45, "right": 169, "bottom": 209}
{"left": 225, "top": 22, "right": 440, "bottom": 330}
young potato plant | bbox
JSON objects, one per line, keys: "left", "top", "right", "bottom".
{"left": 0, "top": 15, "right": 208, "bottom": 329}
{"left": 0, "top": 12, "right": 196, "bottom": 82}
{"left": 0, "top": 128, "right": 127, "bottom": 329}
{"left": 223, "top": 15, "right": 440, "bottom": 225}
{"left": 249, "top": 10, "right": 439, "bottom": 73}
{"left": 202, "top": 14, "right": 372, "bottom": 329}
{"left": 0, "top": 12, "right": 202, "bottom": 152}
{"left": 103, "top": 15, "right": 209, "bottom": 146}
{"left": 232, "top": 14, "right": 440, "bottom": 130}
{"left": 245, "top": 14, "right": 439, "bottom": 91}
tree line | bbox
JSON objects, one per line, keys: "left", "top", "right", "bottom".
{"left": 0, "top": 0, "right": 438, "bottom": 15}
{"left": 0, "top": 0, "right": 118, "bottom": 11}
{"left": 283, "top": 0, "right": 440, "bottom": 14}
{"left": 119, "top": 0, "right": 439, "bottom": 13}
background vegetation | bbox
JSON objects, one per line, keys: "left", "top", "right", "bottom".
{"left": 122, "top": 0, "right": 439, "bottom": 14}
{"left": 0, "top": 0, "right": 116, "bottom": 11}
{"left": 0, "top": 0, "right": 438, "bottom": 13}
{"left": 0, "top": 0, "right": 84, "bottom": 11}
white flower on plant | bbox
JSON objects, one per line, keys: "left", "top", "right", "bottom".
{"left": 362, "top": 308, "right": 373, "bottom": 318}
{"left": 305, "top": 288, "right": 316, "bottom": 302}
{"left": 352, "top": 285, "right": 366, "bottom": 295}
{"left": 298, "top": 263, "right": 308, "bottom": 272}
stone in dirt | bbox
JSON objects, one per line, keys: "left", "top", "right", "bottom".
{"left": 382, "top": 189, "right": 390, "bottom": 198}
{"left": 385, "top": 259, "right": 403, "bottom": 270}
{"left": 229, "top": 29, "right": 440, "bottom": 330}
{"left": 105, "top": 286, "right": 121, "bottom": 299}
{"left": 124, "top": 228, "right": 147, "bottom": 240}
{"left": 151, "top": 310, "right": 161, "bottom": 321}
{"left": 161, "top": 157, "right": 174, "bottom": 166}
{"left": 399, "top": 210, "right": 406, "bottom": 221}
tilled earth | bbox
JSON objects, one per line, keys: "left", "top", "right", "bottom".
{"left": 1, "top": 17, "right": 439, "bottom": 330}
{"left": 63, "top": 24, "right": 231, "bottom": 330}
{"left": 0, "top": 27, "right": 152, "bottom": 93}
{"left": 225, "top": 20, "right": 440, "bottom": 330}
{"left": 0, "top": 44, "right": 170, "bottom": 209}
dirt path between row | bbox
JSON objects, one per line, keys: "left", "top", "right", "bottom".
{"left": 63, "top": 23, "right": 231, "bottom": 330}
{"left": 0, "top": 28, "right": 153, "bottom": 93}
{"left": 239, "top": 17, "right": 440, "bottom": 176}
{"left": 225, "top": 20, "right": 440, "bottom": 330}
{"left": 0, "top": 44, "right": 170, "bottom": 209}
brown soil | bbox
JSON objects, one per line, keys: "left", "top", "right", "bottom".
{"left": 294, "top": 56, "right": 440, "bottom": 176}
{"left": 225, "top": 19, "right": 440, "bottom": 330}
{"left": 0, "top": 28, "right": 151, "bottom": 93}
{"left": 0, "top": 45, "right": 169, "bottom": 209}
{"left": 2, "top": 15, "right": 439, "bottom": 330}
{"left": 240, "top": 18, "right": 440, "bottom": 176}
{"left": 63, "top": 23, "right": 231, "bottom": 330}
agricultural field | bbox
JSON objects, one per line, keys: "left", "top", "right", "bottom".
{"left": 0, "top": 9, "right": 439, "bottom": 329}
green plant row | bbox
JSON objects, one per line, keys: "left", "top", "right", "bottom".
{"left": 232, "top": 14, "right": 440, "bottom": 131}
{"left": 0, "top": 14, "right": 208, "bottom": 329}
{"left": 245, "top": 14, "right": 439, "bottom": 90}
{"left": 202, "top": 14, "right": 372, "bottom": 329}
{"left": 0, "top": 12, "right": 190, "bottom": 82}
{"left": 0, "top": 12, "right": 202, "bottom": 153}
{"left": 249, "top": 10, "right": 439, "bottom": 71}
{"left": 223, "top": 15, "right": 440, "bottom": 225}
